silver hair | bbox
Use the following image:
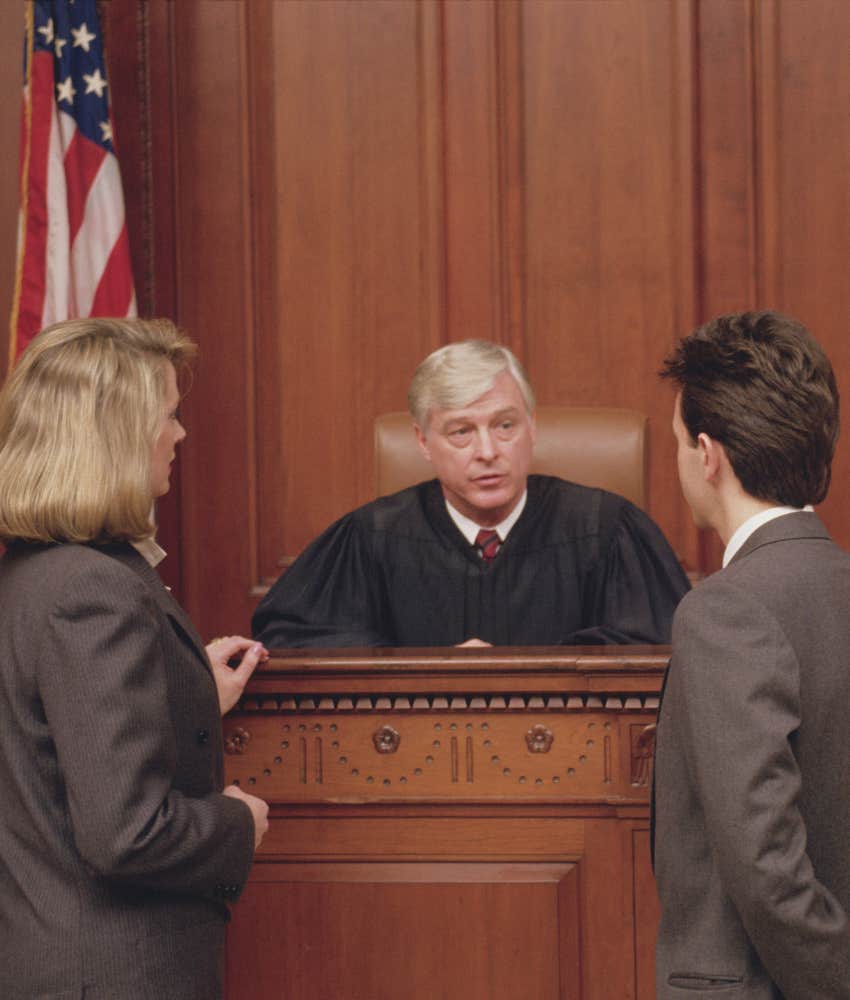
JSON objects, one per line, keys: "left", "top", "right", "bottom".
{"left": 407, "top": 340, "right": 535, "bottom": 428}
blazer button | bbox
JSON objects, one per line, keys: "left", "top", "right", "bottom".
{"left": 197, "top": 729, "right": 210, "bottom": 745}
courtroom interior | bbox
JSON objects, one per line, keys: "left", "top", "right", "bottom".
{"left": 0, "top": 2, "right": 848, "bottom": 998}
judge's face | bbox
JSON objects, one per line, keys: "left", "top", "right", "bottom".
{"left": 415, "top": 370, "right": 535, "bottom": 527}
{"left": 673, "top": 392, "right": 710, "bottom": 529}
{"left": 150, "top": 362, "right": 186, "bottom": 498}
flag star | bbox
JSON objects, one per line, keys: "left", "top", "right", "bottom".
{"left": 37, "top": 18, "right": 55, "bottom": 44}
{"left": 56, "top": 77, "right": 76, "bottom": 105}
{"left": 71, "top": 22, "right": 96, "bottom": 52}
{"left": 54, "top": 36, "right": 67, "bottom": 58}
{"left": 99, "top": 120, "right": 113, "bottom": 143}
{"left": 83, "top": 69, "right": 107, "bottom": 98}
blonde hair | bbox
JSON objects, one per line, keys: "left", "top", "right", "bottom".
{"left": 0, "top": 317, "right": 196, "bottom": 544}
{"left": 408, "top": 339, "right": 535, "bottom": 428}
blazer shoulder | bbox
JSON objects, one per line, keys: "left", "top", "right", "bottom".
{"left": 8, "top": 542, "right": 152, "bottom": 611}
{"left": 672, "top": 570, "right": 750, "bottom": 628}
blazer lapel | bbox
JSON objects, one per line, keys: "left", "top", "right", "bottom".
{"left": 97, "top": 542, "right": 212, "bottom": 675}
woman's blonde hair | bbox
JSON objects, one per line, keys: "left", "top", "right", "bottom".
{"left": 408, "top": 339, "right": 535, "bottom": 429}
{"left": 0, "top": 317, "right": 196, "bottom": 544}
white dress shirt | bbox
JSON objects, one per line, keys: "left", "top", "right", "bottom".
{"left": 445, "top": 490, "right": 528, "bottom": 547}
{"left": 131, "top": 536, "right": 167, "bottom": 568}
{"left": 723, "top": 505, "right": 814, "bottom": 567}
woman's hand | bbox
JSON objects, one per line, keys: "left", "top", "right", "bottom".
{"left": 223, "top": 785, "right": 269, "bottom": 849}
{"left": 205, "top": 635, "right": 269, "bottom": 715}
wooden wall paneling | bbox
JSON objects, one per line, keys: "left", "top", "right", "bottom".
{"left": 696, "top": 0, "right": 758, "bottom": 314}
{"left": 442, "top": 0, "right": 502, "bottom": 344}
{"left": 267, "top": 0, "right": 446, "bottom": 570}
{"left": 145, "top": 1, "right": 185, "bottom": 593}
{"left": 753, "top": 0, "right": 850, "bottom": 552}
{"left": 517, "top": 0, "right": 700, "bottom": 572}
{"left": 168, "top": 1, "right": 258, "bottom": 636}
{"left": 642, "top": 0, "right": 702, "bottom": 575}
{"left": 102, "top": 1, "right": 184, "bottom": 594}
{"left": 247, "top": 0, "right": 286, "bottom": 596}
{"left": 419, "top": 0, "right": 448, "bottom": 357}
{"left": 694, "top": 0, "right": 759, "bottom": 572}
{"left": 495, "top": 0, "right": 528, "bottom": 360}
{"left": 698, "top": 0, "right": 850, "bottom": 566}
{"left": 100, "top": 0, "right": 152, "bottom": 317}
{"left": 0, "top": 18, "right": 21, "bottom": 381}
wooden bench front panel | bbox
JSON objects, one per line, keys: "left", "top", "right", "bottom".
{"left": 223, "top": 647, "right": 666, "bottom": 1000}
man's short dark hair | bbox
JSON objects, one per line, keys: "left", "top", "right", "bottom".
{"left": 660, "top": 311, "right": 839, "bottom": 506}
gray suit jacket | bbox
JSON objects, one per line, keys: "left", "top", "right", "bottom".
{"left": 654, "top": 512, "right": 850, "bottom": 998}
{"left": 0, "top": 542, "right": 255, "bottom": 1000}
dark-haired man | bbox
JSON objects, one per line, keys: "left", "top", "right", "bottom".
{"left": 654, "top": 311, "right": 850, "bottom": 999}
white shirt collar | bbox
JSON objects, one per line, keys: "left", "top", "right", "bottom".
{"left": 722, "top": 505, "right": 813, "bottom": 567}
{"left": 131, "top": 537, "right": 167, "bottom": 568}
{"left": 445, "top": 490, "right": 528, "bottom": 546}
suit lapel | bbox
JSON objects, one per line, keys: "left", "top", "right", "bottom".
{"left": 97, "top": 542, "right": 212, "bottom": 675}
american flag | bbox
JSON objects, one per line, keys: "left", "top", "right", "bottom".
{"left": 9, "top": 0, "right": 136, "bottom": 365}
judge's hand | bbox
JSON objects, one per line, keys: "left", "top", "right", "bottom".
{"left": 223, "top": 784, "right": 269, "bottom": 849}
{"left": 205, "top": 635, "right": 269, "bottom": 715}
{"left": 455, "top": 638, "right": 493, "bottom": 647}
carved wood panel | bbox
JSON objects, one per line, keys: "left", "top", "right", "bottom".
{"left": 222, "top": 650, "right": 664, "bottom": 999}
{"left": 224, "top": 708, "right": 657, "bottom": 804}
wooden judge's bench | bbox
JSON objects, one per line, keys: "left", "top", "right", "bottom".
{"left": 222, "top": 647, "right": 666, "bottom": 1000}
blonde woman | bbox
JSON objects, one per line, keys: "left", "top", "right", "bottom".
{"left": 0, "top": 318, "right": 268, "bottom": 1000}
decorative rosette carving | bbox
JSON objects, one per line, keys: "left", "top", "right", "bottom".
{"left": 224, "top": 726, "right": 251, "bottom": 755}
{"left": 525, "top": 724, "right": 554, "bottom": 753}
{"left": 372, "top": 725, "right": 401, "bottom": 754}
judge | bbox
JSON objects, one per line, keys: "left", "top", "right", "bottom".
{"left": 252, "top": 340, "right": 689, "bottom": 648}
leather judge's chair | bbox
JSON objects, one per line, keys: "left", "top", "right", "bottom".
{"left": 374, "top": 407, "right": 648, "bottom": 509}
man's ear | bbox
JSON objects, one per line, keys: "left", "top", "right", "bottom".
{"left": 528, "top": 411, "right": 537, "bottom": 447}
{"left": 414, "top": 423, "right": 432, "bottom": 463}
{"left": 698, "top": 433, "right": 725, "bottom": 483}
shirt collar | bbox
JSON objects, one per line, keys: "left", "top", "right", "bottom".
{"left": 722, "top": 505, "right": 813, "bottom": 567}
{"left": 131, "top": 537, "right": 167, "bottom": 568}
{"left": 445, "top": 490, "right": 528, "bottom": 546}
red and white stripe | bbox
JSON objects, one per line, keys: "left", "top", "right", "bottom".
{"left": 10, "top": 45, "right": 136, "bottom": 365}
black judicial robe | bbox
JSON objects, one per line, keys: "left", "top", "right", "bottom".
{"left": 252, "top": 475, "right": 690, "bottom": 648}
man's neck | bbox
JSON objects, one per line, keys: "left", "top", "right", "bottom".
{"left": 715, "top": 494, "right": 778, "bottom": 547}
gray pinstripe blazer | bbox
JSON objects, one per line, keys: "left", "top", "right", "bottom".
{"left": 0, "top": 542, "right": 255, "bottom": 1000}
{"left": 654, "top": 513, "right": 850, "bottom": 998}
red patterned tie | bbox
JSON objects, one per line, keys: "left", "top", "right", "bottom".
{"left": 475, "top": 528, "right": 501, "bottom": 564}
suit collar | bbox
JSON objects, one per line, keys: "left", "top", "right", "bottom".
{"left": 93, "top": 542, "right": 211, "bottom": 673}
{"left": 728, "top": 510, "right": 830, "bottom": 566}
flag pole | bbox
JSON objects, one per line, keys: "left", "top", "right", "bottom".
{"left": 8, "top": 1, "right": 35, "bottom": 370}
